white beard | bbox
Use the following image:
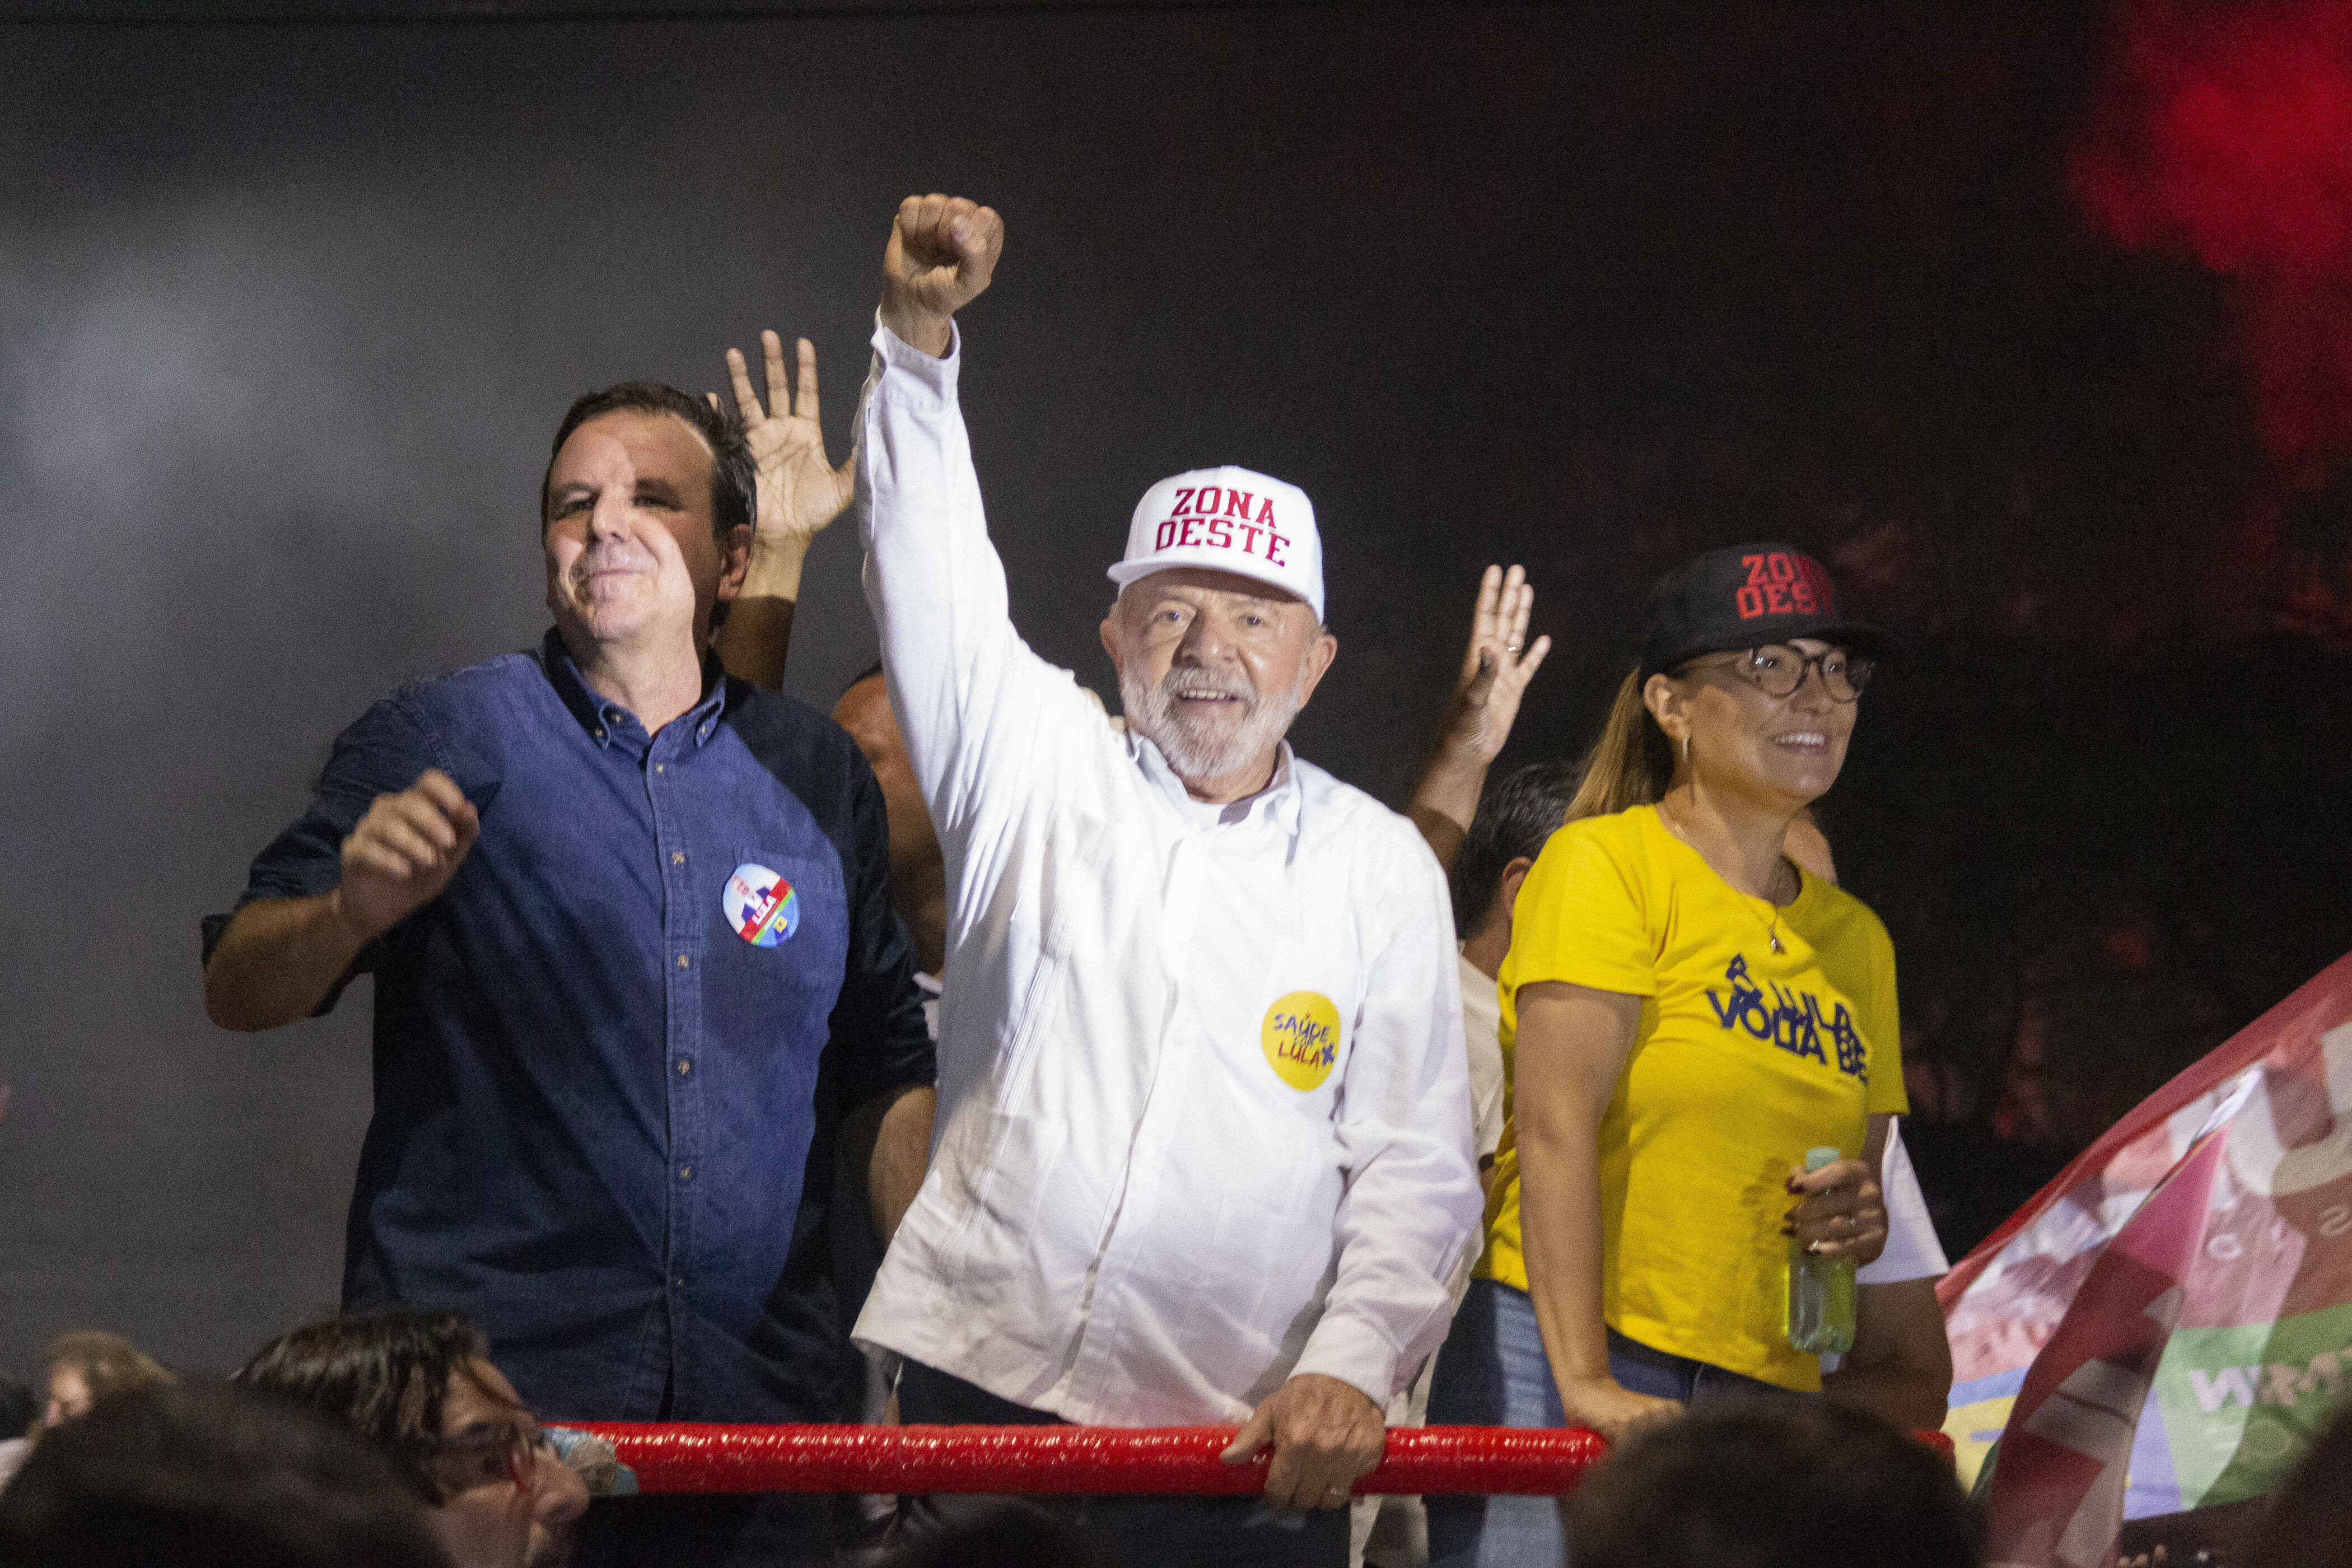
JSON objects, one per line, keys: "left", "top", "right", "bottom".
{"left": 1122, "top": 659, "right": 1306, "bottom": 792}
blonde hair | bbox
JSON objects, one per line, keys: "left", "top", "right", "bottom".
{"left": 1563, "top": 669, "right": 1678, "bottom": 823}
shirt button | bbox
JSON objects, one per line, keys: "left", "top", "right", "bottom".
{"left": 592, "top": 727, "right": 605, "bottom": 741}
{"left": 676, "top": 1057, "right": 692, "bottom": 1076}
{"left": 673, "top": 1275, "right": 687, "bottom": 1290}
{"left": 671, "top": 852, "right": 685, "bottom": 866}
{"left": 678, "top": 1164, "right": 693, "bottom": 1181}
{"left": 675, "top": 954, "right": 689, "bottom": 970}
{"left": 655, "top": 763, "right": 666, "bottom": 774}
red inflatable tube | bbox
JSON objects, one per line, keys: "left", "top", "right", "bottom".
{"left": 573, "top": 1422, "right": 1955, "bottom": 1497}
{"left": 579, "top": 1423, "right": 1592, "bottom": 1496}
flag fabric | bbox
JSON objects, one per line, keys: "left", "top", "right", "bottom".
{"left": 1940, "top": 949, "right": 2352, "bottom": 1567}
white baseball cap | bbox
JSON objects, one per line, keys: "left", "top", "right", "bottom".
{"left": 1106, "top": 466, "right": 1324, "bottom": 622}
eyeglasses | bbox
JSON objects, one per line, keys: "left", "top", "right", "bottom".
{"left": 1686, "top": 644, "right": 1873, "bottom": 702}
{"left": 416, "top": 1419, "right": 558, "bottom": 1496}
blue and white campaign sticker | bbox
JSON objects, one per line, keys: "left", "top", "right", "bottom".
{"left": 723, "top": 862, "right": 800, "bottom": 948}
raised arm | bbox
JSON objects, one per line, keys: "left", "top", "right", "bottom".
{"left": 878, "top": 193, "right": 1002, "bottom": 358}
{"left": 711, "top": 331, "right": 856, "bottom": 689}
{"left": 1404, "top": 566, "right": 1551, "bottom": 872}
{"left": 858, "top": 194, "right": 1093, "bottom": 853}
{"left": 1514, "top": 980, "right": 1686, "bottom": 1441}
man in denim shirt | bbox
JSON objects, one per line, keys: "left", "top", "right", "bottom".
{"left": 203, "top": 379, "right": 934, "bottom": 1564}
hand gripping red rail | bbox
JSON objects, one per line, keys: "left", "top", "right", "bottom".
{"left": 573, "top": 1424, "right": 1604, "bottom": 1496}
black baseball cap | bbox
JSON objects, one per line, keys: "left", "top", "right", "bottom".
{"left": 1638, "top": 543, "right": 1902, "bottom": 679}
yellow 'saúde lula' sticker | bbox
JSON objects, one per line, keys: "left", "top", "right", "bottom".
{"left": 1262, "top": 991, "right": 1342, "bottom": 1091}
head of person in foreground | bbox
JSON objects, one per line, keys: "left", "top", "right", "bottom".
{"left": 236, "top": 1309, "right": 587, "bottom": 1568}
{"left": 33, "top": 1329, "right": 173, "bottom": 1434}
{"left": 0, "top": 1379, "right": 449, "bottom": 1568}
{"left": 1566, "top": 1398, "right": 1980, "bottom": 1568}
{"left": 1098, "top": 468, "right": 1337, "bottom": 804}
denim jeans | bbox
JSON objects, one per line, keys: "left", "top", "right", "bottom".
{"left": 1423, "top": 1279, "right": 1804, "bottom": 1568}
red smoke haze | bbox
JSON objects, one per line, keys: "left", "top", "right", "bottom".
{"left": 2075, "top": 0, "right": 2352, "bottom": 474}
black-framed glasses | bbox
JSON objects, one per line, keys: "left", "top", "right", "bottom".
{"left": 1687, "top": 644, "right": 1873, "bottom": 702}
{"left": 415, "top": 1419, "right": 557, "bottom": 1496}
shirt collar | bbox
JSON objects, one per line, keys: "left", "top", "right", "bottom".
{"left": 1131, "top": 732, "right": 1303, "bottom": 835}
{"left": 539, "top": 627, "right": 731, "bottom": 752}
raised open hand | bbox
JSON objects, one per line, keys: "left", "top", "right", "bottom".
{"left": 1439, "top": 564, "right": 1552, "bottom": 763}
{"left": 880, "top": 194, "right": 1004, "bottom": 357}
{"left": 714, "top": 330, "right": 853, "bottom": 550}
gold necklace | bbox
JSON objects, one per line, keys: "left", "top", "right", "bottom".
{"left": 1655, "top": 797, "right": 1794, "bottom": 955}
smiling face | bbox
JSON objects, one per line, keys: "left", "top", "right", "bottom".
{"left": 424, "top": 1359, "right": 586, "bottom": 1568}
{"left": 1647, "top": 636, "right": 1859, "bottom": 810}
{"left": 542, "top": 410, "right": 749, "bottom": 659}
{"left": 1098, "top": 567, "right": 1337, "bottom": 801}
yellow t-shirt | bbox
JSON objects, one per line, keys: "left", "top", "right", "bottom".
{"left": 1474, "top": 804, "right": 1906, "bottom": 1392}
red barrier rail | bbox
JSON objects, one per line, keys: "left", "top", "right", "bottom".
{"left": 578, "top": 1424, "right": 1603, "bottom": 1496}
{"left": 575, "top": 1423, "right": 1956, "bottom": 1497}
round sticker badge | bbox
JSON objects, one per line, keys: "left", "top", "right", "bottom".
{"left": 1261, "top": 991, "right": 1343, "bottom": 1091}
{"left": 723, "top": 862, "right": 800, "bottom": 948}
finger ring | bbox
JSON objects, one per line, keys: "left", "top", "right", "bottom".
{"left": 1505, "top": 641, "right": 1521, "bottom": 653}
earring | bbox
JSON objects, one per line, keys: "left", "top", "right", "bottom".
{"left": 1682, "top": 734, "right": 1690, "bottom": 764}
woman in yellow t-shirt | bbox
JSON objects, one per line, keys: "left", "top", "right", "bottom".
{"left": 1427, "top": 543, "right": 1905, "bottom": 1568}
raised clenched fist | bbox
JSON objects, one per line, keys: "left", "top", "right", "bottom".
{"left": 334, "top": 768, "right": 480, "bottom": 942}
{"left": 879, "top": 194, "right": 1004, "bottom": 358}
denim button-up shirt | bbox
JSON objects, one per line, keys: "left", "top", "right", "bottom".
{"left": 206, "top": 630, "right": 933, "bottom": 1422}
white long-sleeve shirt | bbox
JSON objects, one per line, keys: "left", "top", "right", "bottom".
{"left": 848, "top": 320, "right": 1482, "bottom": 1426}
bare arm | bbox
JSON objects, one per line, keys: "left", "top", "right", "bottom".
{"left": 843, "top": 1082, "right": 936, "bottom": 1246}
{"left": 713, "top": 593, "right": 799, "bottom": 692}
{"left": 204, "top": 770, "right": 478, "bottom": 1032}
{"left": 1822, "top": 1277, "right": 1953, "bottom": 1431}
{"left": 1514, "top": 981, "right": 1684, "bottom": 1440}
{"left": 710, "top": 332, "right": 854, "bottom": 690}
{"left": 204, "top": 891, "right": 376, "bottom": 1032}
{"left": 1403, "top": 566, "right": 1550, "bottom": 873}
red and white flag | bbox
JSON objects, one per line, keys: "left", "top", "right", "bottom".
{"left": 1942, "top": 950, "right": 2352, "bottom": 1566}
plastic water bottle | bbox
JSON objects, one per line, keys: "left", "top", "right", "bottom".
{"left": 1786, "top": 1145, "right": 1856, "bottom": 1356}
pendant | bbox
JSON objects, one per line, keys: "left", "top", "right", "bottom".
{"left": 1769, "top": 934, "right": 1784, "bottom": 954}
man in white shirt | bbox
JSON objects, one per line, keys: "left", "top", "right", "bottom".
{"left": 848, "top": 194, "right": 1483, "bottom": 1567}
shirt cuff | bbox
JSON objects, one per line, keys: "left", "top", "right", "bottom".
{"left": 1290, "top": 1313, "right": 1401, "bottom": 1409}
{"left": 870, "top": 311, "right": 962, "bottom": 406}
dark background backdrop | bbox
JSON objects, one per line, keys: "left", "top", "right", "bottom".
{"left": 5, "top": 0, "right": 2350, "bottom": 1381}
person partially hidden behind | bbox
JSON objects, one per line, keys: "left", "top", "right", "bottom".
{"left": 0, "top": 1330, "right": 177, "bottom": 1495}
{"left": 239, "top": 1310, "right": 589, "bottom": 1568}
{"left": 848, "top": 194, "right": 1483, "bottom": 1568}
{"left": 200, "top": 372, "right": 935, "bottom": 1565}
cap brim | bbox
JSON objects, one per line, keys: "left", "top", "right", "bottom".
{"left": 1106, "top": 553, "right": 1320, "bottom": 619}
{"left": 1646, "top": 618, "right": 1905, "bottom": 677}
